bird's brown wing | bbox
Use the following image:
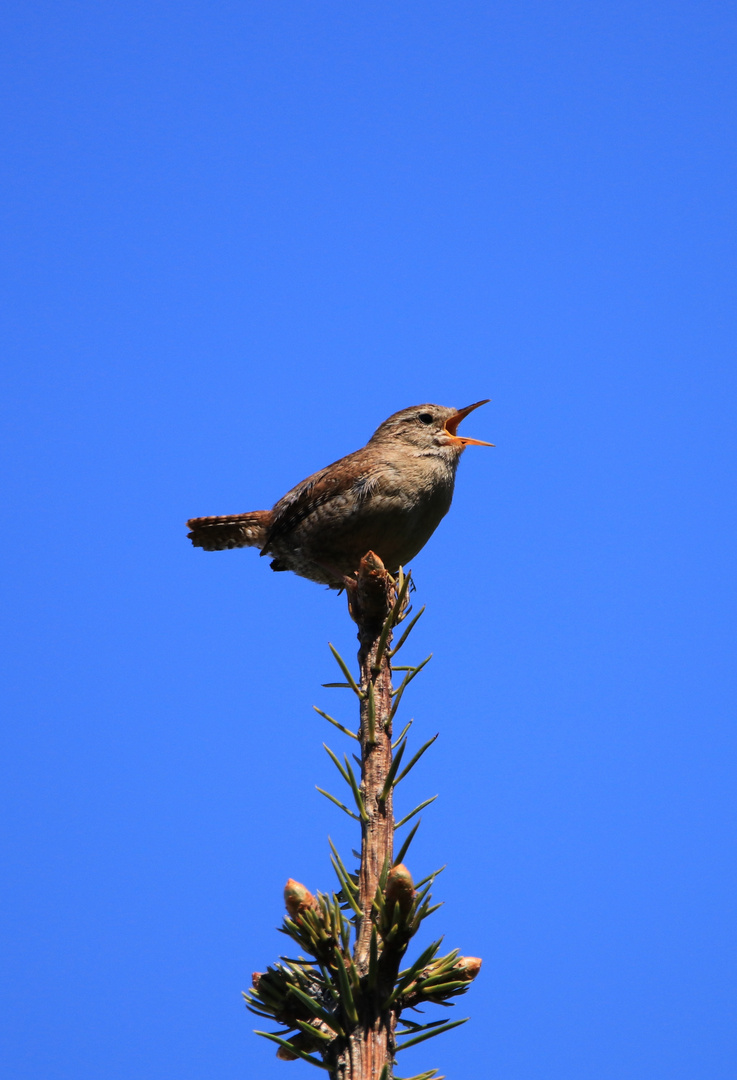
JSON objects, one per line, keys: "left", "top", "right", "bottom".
{"left": 262, "top": 447, "right": 381, "bottom": 556}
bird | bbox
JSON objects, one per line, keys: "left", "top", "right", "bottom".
{"left": 186, "top": 400, "right": 493, "bottom": 588}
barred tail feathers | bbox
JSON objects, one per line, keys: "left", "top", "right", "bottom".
{"left": 186, "top": 510, "right": 271, "bottom": 551}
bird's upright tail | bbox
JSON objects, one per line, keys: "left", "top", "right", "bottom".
{"left": 186, "top": 510, "right": 272, "bottom": 551}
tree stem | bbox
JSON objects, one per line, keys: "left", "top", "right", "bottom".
{"left": 334, "top": 552, "right": 397, "bottom": 1079}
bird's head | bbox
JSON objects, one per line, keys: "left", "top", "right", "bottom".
{"left": 368, "top": 400, "right": 494, "bottom": 453}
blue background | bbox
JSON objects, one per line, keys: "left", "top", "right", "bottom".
{"left": 2, "top": 3, "right": 735, "bottom": 1078}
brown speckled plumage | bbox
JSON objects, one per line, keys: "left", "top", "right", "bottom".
{"left": 186, "top": 401, "right": 492, "bottom": 587}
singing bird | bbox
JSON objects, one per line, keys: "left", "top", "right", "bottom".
{"left": 186, "top": 400, "right": 493, "bottom": 587}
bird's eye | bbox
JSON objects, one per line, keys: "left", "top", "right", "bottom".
{"left": 418, "top": 413, "right": 434, "bottom": 425}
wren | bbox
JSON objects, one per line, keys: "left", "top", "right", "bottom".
{"left": 186, "top": 401, "right": 493, "bottom": 587}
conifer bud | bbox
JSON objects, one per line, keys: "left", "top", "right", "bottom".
{"left": 385, "top": 863, "right": 415, "bottom": 915}
{"left": 251, "top": 971, "right": 263, "bottom": 990}
{"left": 284, "top": 878, "right": 317, "bottom": 918}
{"left": 454, "top": 956, "right": 483, "bottom": 980}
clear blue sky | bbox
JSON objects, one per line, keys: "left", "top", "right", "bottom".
{"left": 2, "top": 3, "right": 735, "bottom": 1078}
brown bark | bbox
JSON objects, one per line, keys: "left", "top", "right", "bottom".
{"left": 332, "top": 552, "right": 397, "bottom": 1080}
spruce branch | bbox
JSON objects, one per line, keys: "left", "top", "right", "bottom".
{"left": 245, "top": 553, "right": 481, "bottom": 1078}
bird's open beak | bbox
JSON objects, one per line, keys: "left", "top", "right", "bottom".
{"left": 444, "top": 399, "right": 495, "bottom": 446}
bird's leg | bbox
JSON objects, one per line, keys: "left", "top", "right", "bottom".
{"left": 311, "top": 557, "right": 358, "bottom": 597}
{"left": 342, "top": 576, "right": 359, "bottom": 620}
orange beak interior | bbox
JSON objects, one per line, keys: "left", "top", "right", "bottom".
{"left": 444, "top": 399, "right": 495, "bottom": 446}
